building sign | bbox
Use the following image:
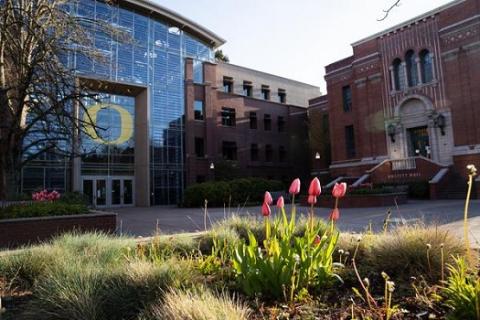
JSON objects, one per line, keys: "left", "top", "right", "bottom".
{"left": 84, "top": 103, "right": 134, "bottom": 145}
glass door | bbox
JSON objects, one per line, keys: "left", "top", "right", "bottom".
{"left": 407, "top": 126, "right": 430, "bottom": 157}
{"left": 123, "top": 179, "right": 133, "bottom": 205}
{"left": 111, "top": 179, "right": 121, "bottom": 206}
{"left": 95, "top": 179, "right": 107, "bottom": 207}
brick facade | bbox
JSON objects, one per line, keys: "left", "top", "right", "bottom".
{"left": 185, "top": 60, "right": 320, "bottom": 186}
{"left": 310, "top": 0, "right": 480, "bottom": 188}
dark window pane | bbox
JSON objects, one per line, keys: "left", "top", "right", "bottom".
{"left": 195, "top": 137, "right": 204, "bottom": 157}
{"left": 194, "top": 100, "right": 204, "bottom": 120}
{"left": 221, "top": 107, "right": 236, "bottom": 126}
{"left": 251, "top": 143, "right": 259, "bottom": 161}
{"left": 249, "top": 112, "right": 257, "bottom": 129}
{"left": 345, "top": 125, "right": 356, "bottom": 158}
{"left": 265, "top": 145, "right": 273, "bottom": 162}
{"left": 222, "top": 141, "right": 237, "bottom": 160}
{"left": 264, "top": 114, "right": 271, "bottom": 131}
{"left": 342, "top": 85, "right": 352, "bottom": 112}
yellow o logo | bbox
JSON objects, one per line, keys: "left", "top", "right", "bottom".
{"left": 84, "top": 103, "right": 134, "bottom": 145}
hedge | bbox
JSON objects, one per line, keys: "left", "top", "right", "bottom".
{"left": 182, "top": 178, "right": 285, "bottom": 207}
{"left": 0, "top": 201, "right": 89, "bottom": 220}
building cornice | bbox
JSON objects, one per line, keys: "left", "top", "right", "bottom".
{"left": 351, "top": 0, "right": 466, "bottom": 47}
{"left": 121, "top": 0, "right": 226, "bottom": 48}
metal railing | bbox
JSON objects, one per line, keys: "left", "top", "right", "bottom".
{"left": 391, "top": 158, "right": 417, "bottom": 171}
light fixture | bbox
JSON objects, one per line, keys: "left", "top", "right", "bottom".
{"left": 209, "top": 162, "right": 215, "bottom": 170}
{"left": 315, "top": 152, "right": 321, "bottom": 160}
{"left": 387, "top": 124, "right": 396, "bottom": 143}
{"left": 435, "top": 113, "right": 446, "bottom": 136}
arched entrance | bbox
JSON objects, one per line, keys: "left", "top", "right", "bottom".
{"left": 388, "top": 95, "right": 453, "bottom": 165}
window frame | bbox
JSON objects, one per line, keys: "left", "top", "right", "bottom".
{"left": 194, "top": 100, "right": 204, "bottom": 121}
{"left": 249, "top": 111, "right": 257, "bottom": 129}
{"left": 194, "top": 137, "right": 205, "bottom": 158}
{"left": 222, "top": 141, "right": 237, "bottom": 161}
{"left": 223, "top": 77, "right": 233, "bottom": 94}
{"left": 345, "top": 125, "right": 356, "bottom": 159}
{"left": 342, "top": 85, "right": 352, "bottom": 112}
{"left": 264, "top": 114, "right": 272, "bottom": 131}
{"left": 261, "top": 85, "right": 270, "bottom": 100}
{"left": 221, "top": 107, "right": 236, "bottom": 127}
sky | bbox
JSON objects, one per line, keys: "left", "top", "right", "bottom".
{"left": 154, "top": 0, "right": 454, "bottom": 92}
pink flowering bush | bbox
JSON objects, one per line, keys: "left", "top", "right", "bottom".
{"left": 32, "top": 189, "right": 61, "bottom": 202}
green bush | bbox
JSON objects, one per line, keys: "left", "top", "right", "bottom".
{"left": 60, "top": 192, "right": 89, "bottom": 205}
{"left": 0, "top": 201, "right": 89, "bottom": 220}
{"left": 182, "top": 178, "right": 284, "bottom": 207}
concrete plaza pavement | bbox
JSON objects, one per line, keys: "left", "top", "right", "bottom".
{"left": 114, "top": 200, "right": 480, "bottom": 247}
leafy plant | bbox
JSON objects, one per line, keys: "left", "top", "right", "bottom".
{"left": 0, "top": 201, "right": 88, "bottom": 220}
{"left": 231, "top": 205, "right": 340, "bottom": 301}
{"left": 443, "top": 256, "right": 480, "bottom": 320}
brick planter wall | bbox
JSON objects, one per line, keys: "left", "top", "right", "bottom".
{"left": 0, "top": 212, "right": 117, "bottom": 249}
{"left": 302, "top": 193, "right": 408, "bottom": 208}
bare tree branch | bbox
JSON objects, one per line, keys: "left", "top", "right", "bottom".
{"left": 378, "top": 0, "right": 401, "bottom": 21}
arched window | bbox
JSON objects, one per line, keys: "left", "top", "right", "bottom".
{"left": 405, "top": 50, "right": 418, "bottom": 87}
{"left": 392, "top": 58, "right": 405, "bottom": 91}
{"left": 420, "top": 49, "right": 434, "bottom": 83}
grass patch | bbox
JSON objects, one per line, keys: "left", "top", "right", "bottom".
{"left": 141, "top": 288, "right": 252, "bottom": 320}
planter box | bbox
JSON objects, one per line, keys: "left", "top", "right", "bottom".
{"left": 302, "top": 193, "right": 408, "bottom": 208}
{"left": 0, "top": 212, "right": 117, "bottom": 249}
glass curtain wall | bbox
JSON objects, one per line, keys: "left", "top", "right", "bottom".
{"left": 47, "top": 0, "right": 213, "bottom": 204}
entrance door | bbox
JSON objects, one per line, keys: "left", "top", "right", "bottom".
{"left": 81, "top": 176, "right": 134, "bottom": 208}
{"left": 407, "top": 126, "right": 430, "bottom": 158}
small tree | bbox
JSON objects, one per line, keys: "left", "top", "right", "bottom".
{"left": 215, "top": 49, "right": 229, "bottom": 63}
{"left": 0, "top": 0, "right": 125, "bottom": 199}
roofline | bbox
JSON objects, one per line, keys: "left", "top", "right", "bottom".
{"left": 121, "top": 0, "right": 226, "bottom": 48}
{"left": 351, "top": 0, "right": 466, "bottom": 47}
{"left": 218, "top": 62, "right": 321, "bottom": 90}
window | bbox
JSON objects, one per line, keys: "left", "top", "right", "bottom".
{"left": 392, "top": 58, "right": 405, "bottom": 91}
{"left": 405, "top": 50, "right": 418, "bottom": 87}
{"left": 194, "top": 100, "right": 204, "bottom": 120}
{"left": 420, "top": 49, "right": 434, "bottom": 83}
{"left": 345, "top": 125, "right": 356, "bottom": 159}
{"left": 265, "top": 144, "right": 273, "bottom": 162}
{"left": 264, "top": 114, "right": 271, "bottom": 131}
{"left": 277, "top": 116, "right": 285, "bottom": 132}
{"left": 222, "top": 141, "right": 237, "bottom": 160}
{"left": 223, "top": 77, "right": 233, "bottom": 93}
{"left": 279, "top": 146, "right": 286, "bottom": 162}
{"left": 342, "top": 85, "right": 352, "bottom": 112}
{"left": 193, "top": 60, "right": 203, "bottom": 83}
{"left": 196, "top": 175, "right": 206, "bottom": 183}
{"left": 278, "top": 89, "right": 286, "bottom": 103}
{"left": 249, "top": 112, "right": 257, "bottom": 129}
{"left": 194, "top": 137, "right": 204, "bottom": 158}
{"left": 221, "top": 107, "right": 236, "bottom": 126}
{"left": 243, "top": 81, "right": 253, "bottom": 97}
{"left": 261, "top": 85, "right": 270, "bottom": 100}
{"left": 250, "top": 144, "right": 259, "bottom": 161}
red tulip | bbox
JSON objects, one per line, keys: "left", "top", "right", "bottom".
{"left": 276, "top": 196, "right": 284, "bottom": 209}
{"left": 329, "top": 208, "right": 340, "bottom": 221}
{"left": 332, "top": 182, "right": 347, "bottom": 198}
{"left": 261, "top": 202, "right": 271, "bottom": 217}
{"left": 264, "top": 191, "right": 273, "bottom": 205}
{"left": 308, "top": 177, "right": 321, "bottom": 197}
{"left": 307, "top": 195, "right": 317, "bottom": 205}
{"left": 289, "top": 178, "right": 301, "bottom": 195}
{"left": 313, "top": 234, "right": 321, "bottom": 246}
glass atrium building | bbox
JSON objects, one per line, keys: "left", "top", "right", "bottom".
{"left": 21, "top": 0, "right": 225, "bottom": 206}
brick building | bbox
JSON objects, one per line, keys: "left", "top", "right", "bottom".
{"left": 310, "top": 0, "right": 480, "bottom": 197}
{"left": 185, "top": 61, "right": 320, "bottom": 186}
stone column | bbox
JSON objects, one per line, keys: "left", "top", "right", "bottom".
{"left": 389, "top": 66, "right": 396, "bottom": 92}
{"left": 415, "top": 57, "right": 422, "bottom": 85}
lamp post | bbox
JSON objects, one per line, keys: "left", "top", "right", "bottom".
{"left": 209, "top": 162, "right": 215, "bottom": 181}
{"left": 315, "top": 152, "right": 321, "bottom": 160}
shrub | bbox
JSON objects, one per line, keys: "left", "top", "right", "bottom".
{"left": 60, "top": 192, "right": 89, "bottom": 205}
{"left": 442, "top": 256, "right": 480, "bottom": 320}
{"left": 0, "top": 201, "right": 89, "bottom": 220}
{"left": 182, "top": 178, "right": 284, "bottom": 207}
{"left": 141, "top": 288, "right": 252, "bottom": 320}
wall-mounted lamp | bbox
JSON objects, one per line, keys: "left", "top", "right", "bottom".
{"left": 209, "top": 162, "right": 215, "bottom": 170}
{"left": 435, "top": 113, "right": 446, "bottom": 136}
{"left": 315, "top": 152, "right": 321, "bottom": 160}
{"left": 387, "top": 124, "right": 396, "bottom": 143}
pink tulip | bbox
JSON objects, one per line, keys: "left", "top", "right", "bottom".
{"left": 264, "top": 191, "right": 273, "bottom": 205}
{"left": 261, "top": 202, "right": 271, "bottom": 217}
{"left": 289, "top": 178, "right": 301, "bottom": 195}
{"left": 307, "top": 195, "right": 317, "bottom": 205}
{"left": 329, "top": 208, "right": 340, "bottom": 221}
{"left": 332, "top": 182, "right": 347, "bottom": 198}
{"left": 308, "top": 177, "right": 321, "bottom": 197}
{"left": 313, "top": 234, "right": 321, "bottom": 246}
{"left": 276, "top": 196, "right": 284, "bottom": 209}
